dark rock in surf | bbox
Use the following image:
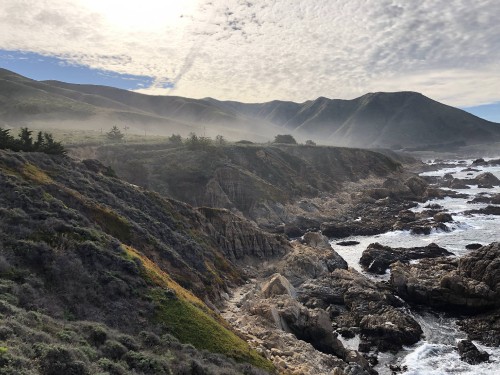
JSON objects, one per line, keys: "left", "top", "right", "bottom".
{"left": 336, "top": 240, "right": 361, "bottom": 246}
{"left": 466, "top": 243, "right": 483, "bottom": 250}
{"left": 457, "top": 340, "right": 489, "bottom": 364}
{"left": 466, "top": 205, "right": 500, "bottom": 216}
{"left": 360, "top": 242, "right": 453, "bottom": 275}
{"left": 433, "top": 212, "right": 453, "bottom": 223}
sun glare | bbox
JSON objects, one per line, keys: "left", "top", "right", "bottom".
{"left": 81, "top": 0, "right": 198, "bottom": 30}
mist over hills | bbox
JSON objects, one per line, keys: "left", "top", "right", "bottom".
{"left": 1, "top": 68, "right": 499, "bottom": 149}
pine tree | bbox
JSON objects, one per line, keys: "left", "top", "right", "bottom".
{"left": 106, "top": 126, "right": 124, "bottom": 141}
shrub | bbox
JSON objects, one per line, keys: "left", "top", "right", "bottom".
{"left": 273, "top": 134, "right": 297, "bottom": 144}
{"left": 101, "top": 340, "right": 128, "bottom": 360}
{"left": 36, "top": 345, "right": 89, "bottom": 375}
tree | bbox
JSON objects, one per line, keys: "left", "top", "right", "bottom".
{"left": 168, "top": 134, "right": 183, "bottom": 145}
{"left": 39, "top": 132, "right": 66, "bottom": 155}
{"left": 0, "top": 127, "right": 65, "bottom": 155}
{"left": 214, "top": 135, "right": 226, "bottom": 146}
{"left": 273, "top": 134, "right": 297, "bottom": 144}
{"left": 305, "top": 140, "right": 316, "bottom": 146}
{"left": 18, "top": 127, "right": 34, "bottom": 151}
{"left": 106, "top": 126, "right": 124, "bottom": 141}
{"left": 184, "top": 132, "right": 213, "bottom": 150}
{"left": 0, "top": 128, "right": 14, "bottom": 150}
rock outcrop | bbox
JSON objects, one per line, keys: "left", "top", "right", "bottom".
{"left": 360, "top": 242, "right": 453, "bottom": 275}
{"left": 390, "top": 243, "right": 500, "bottom": 310}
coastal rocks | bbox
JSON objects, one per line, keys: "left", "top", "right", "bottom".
{"left": 359, "top": 309, "right": 423, "bottom": 352}
{"left": 261, "top": 274, "right": 296, "bottom": 298}
{"left": 457, "top": 340, "right": 489, "bottom": 364}
{"left": 433, "top": 212, "right": 453, "bottom": 223}
{"left": 300, "top": 268, "right": 422, "bottom": 352}
{"left": 466, "top": 243, "right": 483, "bottom": 250}
{"left": 390, "top": 243, "right": 500, "bottom": 310}
{"left": 278, "top": 242, "right": 348, "bottom": 286}
{"left": 457, "top": 308, "right": 500, "bottom": 346}
{"left": 465, "top": 205, "right": 500, "bottom": 216}
{"left": 321, "top": 220, "right": 387, "bottom": 238}
{"left": 359, "top": 243, "right": 453, "bottom": 275}
{"left": 474, "top": 172, "right": 500, "bottom": 187}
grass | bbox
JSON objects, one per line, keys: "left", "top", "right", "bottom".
{"left": 123, "top": 245, "right": 274, "bottom": 372}
{"left": 21, "top": 163, "right": 54, "bottom": 184}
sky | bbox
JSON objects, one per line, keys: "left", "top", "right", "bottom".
{"left": 0, "top": 0, "right": 499, "bottom": 121}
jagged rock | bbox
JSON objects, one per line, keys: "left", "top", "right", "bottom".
{"left": 457, "top": 340, "right": 489, "bottom": 364}
{"left": 198, "top": 207, "right": 290, "bottom": 260}
{"left": 390, "top": 243, "right": 500, "bottom": 310}
{"left": 261, "top": 274, "right": 296, "bottom": 298}
{"left": 279, "top": 244, "right": 347, "bottom": 286}
{"left": 302, "top": 232, "right": 331, "bottom": 249}
{"left": 405, "top": 176, "right": 428, "bottom": 197}
{"left": 457, "top": 308, "right": 500, "bottom": 346}
{"left": 433, "top": 212, "right": 453, "bottom": 223}
{"left": 359, "top": 309, "right": 423, "bottom": 351}
{"left": 360, "top": 242, "right": 453, "bottom": 274}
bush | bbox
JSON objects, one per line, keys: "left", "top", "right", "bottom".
{"left": 101, "top": 340, "right": 128, "bottom": 360}
{"left": 37, "top": 345, "right": 89, "bottom": 375}
{"left": 273, "top": 134, "right": 297, "bottom": 144}
{"left": 124, "top": 351, "right": 170, "bottom": 374}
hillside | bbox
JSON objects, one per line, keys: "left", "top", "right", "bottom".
{"left": 0, "top": 149, "right": 285, "bottom": 374}
{"left": 1, "top": 68, "right": 499, "bottom": 149}
{"left": 0, "top": 68, "right": 276, "bottom": 142}
{"left": 91, "top": 142, "right": 407, "bottom": 232}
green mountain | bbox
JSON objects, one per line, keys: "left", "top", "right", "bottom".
{"left": 1, "top": 67, "right": 498, "bottom": 148}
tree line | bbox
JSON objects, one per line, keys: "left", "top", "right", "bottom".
{"left": 0, "top": 127, "right": 66, "bottom": 155}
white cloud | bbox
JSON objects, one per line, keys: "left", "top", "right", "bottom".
{"left": 0, "top": 0, "right": 499, "bottom": 107}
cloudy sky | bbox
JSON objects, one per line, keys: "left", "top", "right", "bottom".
{"left": 0, "top": 0, "right": 499, "bottom": 120}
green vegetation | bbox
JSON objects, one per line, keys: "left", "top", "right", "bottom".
{"left": 0, "top": 127, "right": 66, "bottom": 154}
{"left": 0, "top": 149, "right": 273, "bottom": 374}
{"left": 273, "top": 134, "right": 297, "bottom": 144}
{"left": 106, "top": 126, "right": 125, "bottom": 141}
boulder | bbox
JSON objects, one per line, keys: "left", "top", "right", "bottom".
{"left": 336, "top": 241, "right": 360, "bottom": 247}
{"left": 433, "top": 212, "right": 453, "bottom": 223}
{"left": 405, "top": 176, "right": 428, "bottom": 197}
{"left": 457, "top": 340, "right": 489, "bottom": 364}
{"left": 465, "top": 243, "right": 483, "bottom": 250}
{"left": 261, "top": 274, "right": 296, "bottom": 298}
{"left": 302, "top": 232, "right": 330, "bottom": 249}
{"left": 474, "top": 172, "right": 500, "bottom": 186}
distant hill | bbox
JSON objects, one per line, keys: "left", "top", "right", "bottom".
{"left": 1, "top": 68, "right": 499, "bottom": 148}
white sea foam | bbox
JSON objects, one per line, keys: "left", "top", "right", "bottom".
{"left": 331, "top": 159, "right": 500, "bottom": 374}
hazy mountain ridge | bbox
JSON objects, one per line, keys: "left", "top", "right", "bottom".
{"left": 1, "top": 68, "right": 499, "bottom": 148}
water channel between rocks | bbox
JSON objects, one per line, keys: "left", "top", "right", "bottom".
{"left": 332, "top": 158, "right": 500, "bottom": 375}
